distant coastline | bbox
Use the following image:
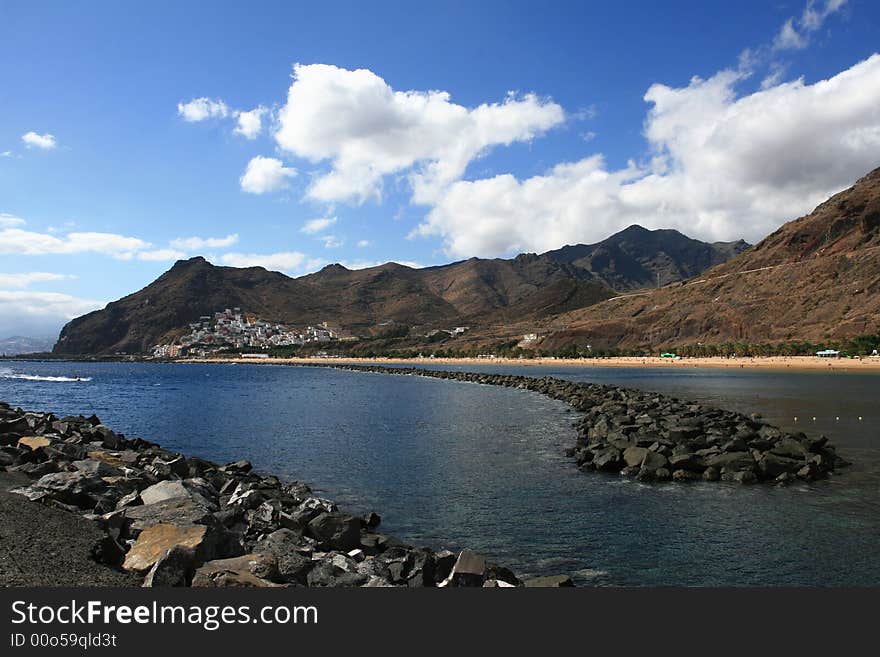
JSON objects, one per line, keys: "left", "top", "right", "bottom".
{"left": 179, "top": 355, "right": 880, "bottom": 372}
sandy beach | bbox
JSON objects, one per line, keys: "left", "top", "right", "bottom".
{"left": 184, "top": 355, "right": 880, "bottom": 372}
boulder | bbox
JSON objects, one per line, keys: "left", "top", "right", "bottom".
{"left": 14, "top": 471, "right": 107, "bottom": 507}
{"left": 254, "top": 529, "right": 314, "bottom": 584}
{"left": 622, "top": 446, "right": 649, "bottom": 468}
{"left": 668, "top": 453, "right": 704, "bottom": 472}
{"left": 88, "top": 450, "right": 135, "bottom": 469}
{"left": 641, "top": 450, "right": 668, "bottom": 471}
{"left": 139, "top": 480, "right": 190, "bottom": 505}
{"left": 672, "top": 469, "right": 700, "bottom": 482}
{"left": 441, "top": 549, "right": 486, "bottom": 587}
{"left": 143, "top": 545, "right": 198, "bottom": 587}
{"left": 192, "top": 553, "right": 281, "bottom": 587}
{"left": 758, "top": 453, "right": 802, "bottom": 479}
{"left": 706, "top": 452, "right": 755, "bottom": 471}
{"left": 771, "top": 437, "right": 808, "bottom": 460}
{"left": 306, "top": 562, "right": 368, "bottom": 587}
{"left": 307, "top": 512, "right": 361, "bottom": 551}
{"left": 123, "top": 523, "right": 209, "bottom": 572}
{"left": 592, "top": 447, "right": 622, "bottom": 472}
{"left": 17, "top": 436, "right": 51, "bottom": 451}
{"left": 220, "top": 460, "right": 252, "bottom": 475}
{"left": 73, "top": 459, "right": 123, "bottom": 478}
{"left": 733, "top": 470, "right": 757, "bottom": 484}
{"left": 125, "top": 496, "right": 216, "bottom": 533}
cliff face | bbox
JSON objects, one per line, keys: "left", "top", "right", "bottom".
{"left": 539, "top": 167, "right": 880, "bottom": 349}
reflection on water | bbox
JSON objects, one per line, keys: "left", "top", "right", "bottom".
{"left": 1, "top": 361, "right": 878, "bottom": 586}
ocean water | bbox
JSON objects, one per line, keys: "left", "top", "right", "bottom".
{"left": 2, "top": 361, "right": 878, "bottom": 586}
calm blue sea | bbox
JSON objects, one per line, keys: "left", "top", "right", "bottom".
{"left": 2, "top": 360, "right": 878, "bottom": 586}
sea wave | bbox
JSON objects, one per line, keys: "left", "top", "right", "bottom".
{"left": 0, "top": 371, "right": 91, "bottom": 382}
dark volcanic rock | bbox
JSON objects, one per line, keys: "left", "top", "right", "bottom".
{"left": 307, "top": 512, "right": 361, "bottom": 551}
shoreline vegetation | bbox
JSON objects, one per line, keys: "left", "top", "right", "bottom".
{"left": 0, "top": 364, "right": 848, "bottom": 587}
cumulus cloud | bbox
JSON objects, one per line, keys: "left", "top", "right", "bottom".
{"left": 273, "top": 63, "right": 565, "bottom": 204}
{"left": 300, "top": 217, "right": 336, "bottom": 234}
{"left": 170, "top": 234, "right": 239, "bottom": 250}
{"left": 177, "top": 97, "right": 229, "bottom": 122}
{"left": 234, "top": 106, "right": 268, "bottom": 139}
{"left": 773, "top": 0, "right": 847, "bottom": 51}
{"left": 356, "top": 239, "right": 371, "bottom": 248}
{"left": 414, "top": 54, "right": 880, "bottom": 257}
{"left": 0, "top": 272, "right": 72, "bottom": 288}
{"left": 216, "top": 251, "right": 321, "bottom": 273}
{"left": 21, "top": 132, "right": 57, "bottom": 150}
{"left": 0, "top": 227, "right": 151, "bottom": 258}
{"left": 240, "top": 156, "right": 297, "bottom": 194}
{"left": 0, "top": 216, "right": 200, "bottom": 262}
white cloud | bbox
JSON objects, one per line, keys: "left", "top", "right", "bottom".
{"left": 0, "top": 213, "right": 26, "bottom": 227}
{"left": 0, "top": 216, "right": 233, "bottom": 262}
{"left": 414, "top": 54, "right": 880, "bottom": 257}
{"left": 0, "top": 290, "right": 103, "bottom": 337}
{"left": 234, "top": 106, "right": 268, "bottom": 139}
{"left": 170, "top": 234, "right": 239, "bottom": 250}
{"left": 773, "top": 0, "right": 847, "bottom": 51}
{"left": 0, "top": 272, "right": 72, "bottom": 288}
{"left": 320, "top": 235, "right": 343, "bottom": 248}
{"left": 1, "top": 151, "right": 13, "bottom": 158}
{"left": 137, "top": 249, "right": 188, "bottom": 261}
{"left": 177, "top": 97, "right": 229, "bottom": 122}
{"left": 21, "top": 132, "right": 57, "bottom": 150}
{"left": 339, "top": 259, "right": 423, "bottom": 270}
{"left": 240, "top": 156, "right": 297, "bottom": 194}
{"left": 356, "top": 239, "right": 371, "bottom": 248}
{"left": 774, "top": 19, "right": 808, "bottom": 51}
{"left": 0, "top": 228, "right": 151, "bottom": 258}
{"left": 216, "top": 251, "right": 311, "bottom": 273}
{"left": 274, "top": 63, "right": 565, "bottom": 204}
{"left": 301, "top": 216, "right": 336, "bottom": 234}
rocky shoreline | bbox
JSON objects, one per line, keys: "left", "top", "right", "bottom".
{"left": 1, "top": 400, "right": 566, "bottom": 588}
{"left": 291, "top": 363, "right": 850, "bottom": 484}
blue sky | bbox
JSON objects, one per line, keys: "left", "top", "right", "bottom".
{"left": 1, "top": 0, "right": 879, "bottom": 337}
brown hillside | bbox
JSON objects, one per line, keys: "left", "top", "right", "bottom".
{"left": 538, "top": 167, "right": 880, "bottom": 350}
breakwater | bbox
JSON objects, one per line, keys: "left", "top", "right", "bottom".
{"left": 1, "top": 400, "right": 570, "bottom": 588}
{"left": 293, "top": 363, "right": 849, "bottom": 484}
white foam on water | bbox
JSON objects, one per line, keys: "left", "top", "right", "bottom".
{"left": 0, "top": 371, "right": 91, "bottom": 382}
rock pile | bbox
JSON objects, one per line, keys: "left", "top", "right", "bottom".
{"left": 0, "top": 400, "right": 544, "bottom": 587}
{"left": 300, "top": 364, "right": 850, "bottom": 485}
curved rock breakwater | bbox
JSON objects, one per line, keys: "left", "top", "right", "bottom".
{"left": 0, "top": 400, "right": 567, "bottom": 588}
{"left": 298, "top": 363, "right": 850, "bottom": 485}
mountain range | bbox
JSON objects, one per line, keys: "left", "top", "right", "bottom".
{"left": 52, "top": 225, "right": 747, "bottom": 355}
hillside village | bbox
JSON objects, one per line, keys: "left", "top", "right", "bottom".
{"left": 150, "top": 308, "right": 357, "bottom": 358}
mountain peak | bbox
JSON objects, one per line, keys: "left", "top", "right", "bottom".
{"left": 170, "top": 255, "right": 210, "bottom": 270}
